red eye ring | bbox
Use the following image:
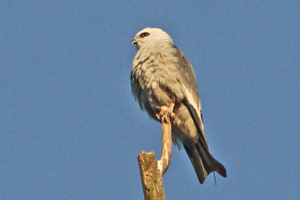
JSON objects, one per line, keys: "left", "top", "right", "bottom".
{"left": 140, "top": 32, "right": 149, "bottom": 38}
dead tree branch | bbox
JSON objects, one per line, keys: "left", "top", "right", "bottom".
{"left": 138, "top": 113, "right": 172, "bottom": 200}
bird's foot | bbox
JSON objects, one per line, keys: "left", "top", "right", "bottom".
{"left": 155, "top": 103, "right": 175, "bottom": 123}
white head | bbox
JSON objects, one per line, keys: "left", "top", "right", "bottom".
{"left": 131, "top": 27, "right": 173, "bottom": 50}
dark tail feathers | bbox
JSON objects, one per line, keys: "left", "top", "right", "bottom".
{"left": 184, "top": 140, "right": 226, "bottom": 184}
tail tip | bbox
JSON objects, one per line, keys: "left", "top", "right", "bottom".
{"left": 217, "top": 164, "right": 227, "bottom": 178}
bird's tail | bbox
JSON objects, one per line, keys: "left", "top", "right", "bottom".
{"left": 184, "top": 139, "right": 226, "bottom": 184}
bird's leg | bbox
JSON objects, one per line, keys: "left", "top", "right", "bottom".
{"left": 155, "top": 103, "right": 175, "bottom": 123}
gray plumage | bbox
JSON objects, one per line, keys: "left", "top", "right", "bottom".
{"left": 130, "top": 27, "right": 226, "bottom": 184}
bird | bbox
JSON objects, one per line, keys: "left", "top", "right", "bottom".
{"left": 130, "top": 27, "right": 226, "bottom": 184}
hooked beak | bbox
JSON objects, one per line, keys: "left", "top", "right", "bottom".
{"left": 131, "top": 39, "right": 137, "bottom": 45}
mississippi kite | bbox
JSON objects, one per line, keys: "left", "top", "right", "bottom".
{"left": 130, "top": 27, "right": 226, "bottom": 184}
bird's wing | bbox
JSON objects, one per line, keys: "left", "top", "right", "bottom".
{"left": 171, "top": 45, "right": 208, "bottom": 146}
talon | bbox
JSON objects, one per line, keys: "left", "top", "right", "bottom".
{"left": 155, "top": 103, "right": 175, "bottom": 122}
{"left": 155, "top": 106, "right": 160, "bottom": 119}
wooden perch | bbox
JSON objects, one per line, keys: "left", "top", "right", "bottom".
{"left": 138, "top": 112, "right": 172, "bottom": 200}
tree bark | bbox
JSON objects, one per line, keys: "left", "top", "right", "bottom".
{"left": 138, "top": 114, "right": 172, "bottom": 200}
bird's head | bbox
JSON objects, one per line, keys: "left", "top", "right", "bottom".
{"left": 131, "top": 27, "right": 173, "bottom": 50}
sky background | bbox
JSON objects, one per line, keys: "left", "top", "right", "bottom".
{"left": 1, "top": 1, "right": 299, "bottom": 200}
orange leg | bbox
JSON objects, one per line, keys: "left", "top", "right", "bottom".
{"left": 155, "top": 103, "right": 175, "bottom": 122}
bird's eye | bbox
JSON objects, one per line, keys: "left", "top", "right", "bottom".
{"left": 140, "top": 32, "right": 149, "bottom": 38}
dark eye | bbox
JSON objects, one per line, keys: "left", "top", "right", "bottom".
{"left": 140, "top": 32, "right": 149, "bottom": 38}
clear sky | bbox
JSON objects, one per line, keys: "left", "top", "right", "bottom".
{"left": 1, "top": 1, "right": 299, "bottom": 200}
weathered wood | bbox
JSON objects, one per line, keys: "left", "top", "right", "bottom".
{"left": 158, "top": 114, "right": 172, "bottom": 175}
{"left": 138, "top": 113, "right": 172, "bottom": 200}
{"left": 138, "top": 151, "right": 165, "bottom": 200}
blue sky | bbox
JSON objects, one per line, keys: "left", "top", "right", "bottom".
{"left": 1, "top": 1, "right": 299, "bottom": 199}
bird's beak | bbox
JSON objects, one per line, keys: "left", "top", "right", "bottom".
{"left": 131, "top": 39, "right": 137, "bottom": 45}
